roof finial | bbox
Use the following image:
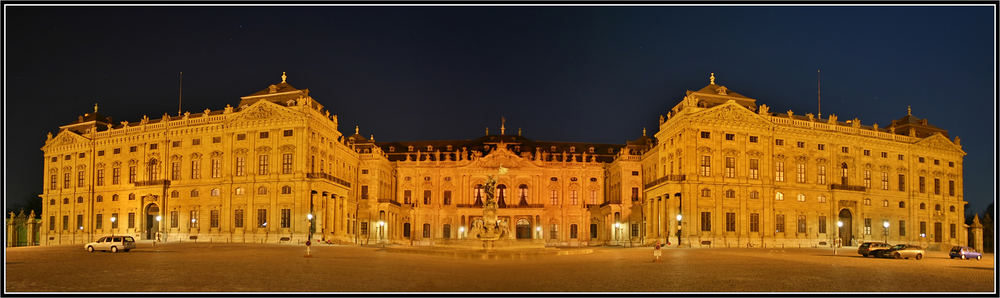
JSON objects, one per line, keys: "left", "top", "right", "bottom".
{"left": 500, "top": 116, "right": 506, "bottom": 135}
{"left": 642, "top": 127, "right": 646, "bottom": 136}
{"left": 281, "top": 72, "right": 287, "bottom": 83}
{"left": 485, "top": 127, "right": 489, "bottom": 135}
{"left": 907, "top": 105, "right": 911, "bottom": 116}
{"left": 355, "top": 125, "right": 359, "bottom": 135}
{"left": 710, "top": 72, "right": 716, "bottom": 85}
{"left": 94, "top": 102, "right": 99, "bottom": 114}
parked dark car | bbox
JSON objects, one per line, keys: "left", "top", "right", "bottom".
{"left": 873, "top": 244, "right": 906, "bottom": 258}
{"left": 949, "top": 246, "right": 982, "bottom": 260}
{"left": 858, "top": 242, "right": 891, "bottom": 257}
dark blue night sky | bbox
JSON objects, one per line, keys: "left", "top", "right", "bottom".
{"left": 5, "top": 5, "right": 995, "bottom": 215}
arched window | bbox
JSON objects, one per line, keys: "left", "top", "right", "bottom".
{"left": 171, "top": 190, "right": 179, "bottom": 198}
{"left": 128, "top": 193, "right": 135, "bottom": 200}
{"left": 112, "top": 194, "right": 119, "bottom": 201}
{"left": 497, "top": 184, "right": 507, "bottom": 206}
{"left": 281, "top": 185, "right": 292, "bottom": 194}
{"left": 96, "top": 195, "right": 103, "bottom": 202}
{"left": 797, "top": 194, "right": 806, "bottom": 202}
{"left": 882, "top": 200, "right": 889, "bottom": 207}
{"left": 949, "top": 206, "right": 956, "bottom": 212}
{"left": 235, "top": 187, "right": 244, "bottom": 196}
{"left": 919, "top": 203, "right": 926, "bottom": 210}
{"left": 899, "top": 201, "right": 905, "bottom": 208}
{"left": 211, "top": 188, "right": 221, "bottom": 197}
{"left": 63, "top": 198, "right": 69, "bottom": 204}
{"left": 191, "top": 189, "right": 199, "bottom": 197}
{"left": 519, "top": 184, "right": 528, "bottom": 205}
{"left": 841, "top": 163, "right": 849, "bottom": 185}
{"left": 775, "top": 192, "right": 784, "bottom": 201}
{"left": 934, "top": 204, "right": 941, "bottom": 211}
{"left": 258, "top": 186, "right": 267, "bottom": 195}
{"left": 701, "top": 188, "right": 711, "bottom": 197}
{"left": 49, "top": 199, "right": 56, "bottom": 205}
{"left": 818, "top": 195, "right": 826, "bottom": 203}
{"left": 749, "top": 191, "right": 759, "bottom": 199}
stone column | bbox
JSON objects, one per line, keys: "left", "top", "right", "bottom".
{"left": 971, "top": 215, "right": 984, "bottom": 252}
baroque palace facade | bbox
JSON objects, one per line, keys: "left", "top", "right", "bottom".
{"left": 40, "top": 73, "right": 970, "bottom": 250}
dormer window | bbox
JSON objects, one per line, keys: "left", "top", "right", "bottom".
{"left": 550, "top": 146, "right": 557, "bottom": 152}
{"left": 588, "top": 147, "right": 595, "bottom": 153}
{"left": 446, "top": 145, "right": 453, "bottom": 151}
{"left": 426, "top": 145, "right": 433, "bottom": 151}
{"left": 389, "top": 147, "right": 396, "bottom": 152}
{"left": 569, "top": 147, "right": 576, "bottom": 153}
{"left": 408, "top": 146, "right": 414, "bottom": 152}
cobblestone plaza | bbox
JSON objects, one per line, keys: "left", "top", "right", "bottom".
{"left": 5, "top": 242, "right": 994, "bottom": 293}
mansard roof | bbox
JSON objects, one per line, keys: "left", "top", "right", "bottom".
{"left": 376, "top": 134, "right": 625, "bottom": 163}
{"left": 688, "top": 83, "right": 752, "bottom": 99}
{"left": 891, "top": 113, "right": 948, "bottom": 138}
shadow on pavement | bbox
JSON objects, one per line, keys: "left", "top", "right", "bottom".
{"left": 949, "top": 266, "right": 992, "bottom": 270}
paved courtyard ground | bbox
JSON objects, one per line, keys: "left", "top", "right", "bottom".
{"left": 5, "top": 241, "right": 995, "bottom": 293}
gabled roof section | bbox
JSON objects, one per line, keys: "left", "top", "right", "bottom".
{"left": 238, "top": 72, "right": 310, "bottom": 107}
{"left": 42, "top": 129, "right": 90, "bottom": 151}
{"left": 890, "top": 108, "right": 948, "bottom": 138}
{"left": 914, "top": 133, "right": 965, "bottom": 155}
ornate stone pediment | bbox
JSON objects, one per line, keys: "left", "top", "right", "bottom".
{"left": 815, "top": 157, "right": 828, "bottom": 164}
{"left": 697, "top": 146, "right": 714, "bottom": 154}
{"left": 915, "top": 133, "right": 964, "bottom": 154}
{"left": 227, "top": 100, "right": 300, "bottom": 126}
{"left": 746, "top": 150, "right": 764, "bottom": 158}
{"left": 464, "top": 146, "right": 536, "bottom": 170}
{"left": 722, "top": 148, "right": 740, "bottom": 156}
{"left": 43, "top": 130, "right": 89, "bottom": 150}
{"left": 689, "top": 101, "right": 774, "bottom": 128}
{"left": 794, "top": 155, "right": 809, "bottom": 163}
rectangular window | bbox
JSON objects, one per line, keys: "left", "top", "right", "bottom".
{"left": 422, "top": 224, "right": 431, "bottom": 238}
{"left": 749, "top": 213, "right": 759, "bottom": 232}
{"left": 631, "top": 187, "right": 639, "bottom": 201}
{"left": 360, "top": 222, "right": 369, "bottom": 235}
{"left": 189, "top": 210, "right": 199, "bottom": 229}
{"left": 113, "top": 148, "right": 121, "bottom": 154}
{"left": 631, "top": 224, "right": 639, "bottom": 237}
{"left": 96, "top": 214, "right": 103, "bottom": 229}
{"left": 899, "top": 220, "right": 905, "bottom": 236}
{"left": 949, "top": 180, "right": 955, "bottom": 196}
{"left": 77, "top": 170, "right": 85, "bottom": 187}
{"left": 150, "top": 144, "right": 158, "bottom": 150}
{"left": 443, "top": 191, "right": 452, "bottom": 205}
{"left": 841, "top": 146, "right": 849, "bottom": 153}
{"left": 235, "top": 157, "right": 245, "bottom": 176}
{"left": 775, "top": 139, "right": 784, "bottom": 146}
{"left": 797, "top": 141, "right": 805, "bottom": 148}
{"left": 725, "top": 157, "right": 736, "bottom": 178}
{"left": 129, "top": 146, "right": 137, "bottom": 152}
{"left": 210, "top": 210, "right": 220, "bottom": 228}
{"left": 933, "top": 178, "right": 940, "bottom": 195}
{"left": 96, "top": 170, "right": 105, "bottom": 186}
{"left": 775, "top": 214, "right": 785, "bottom": 233}
{"left": 171, "top": 162, "right": 181, "bottom": 180}
{"left": 361, "top": 185, "right": 369, "bottom": 200}
{"left": 700, "top": 131, "right": 710, "bottom": 139}
{"left": 950, "top": 224, "right": 956, "bottom": 239}
{"left": 172, "top": 141, "right": 180, "bottom": 148}
{"left": 919, "top": 221, "right": 927, "bottom": 236}
{"left": 111, "top": 213, "right": 119, "bottom": 229}
{"left": 797, "top": 215, "right": 806, "bottom": 234}
{"left": 749, "top": 136, "right": 758, "bottom": 143}
{"left": 898, "top": 154, "right": 904, "bottom": 161}
{"left": 725, "top": 212, "right": 736, "bottom": 232}
{"left": 864, "top": 218, "right": 872, "bottom": 235}
{"left": 283, "top": 130, "right": 293, "bottom": 137}
{"left": 112, "top": 167, "right": 120, "bottom": 185}
{"left": 550, "top": 190, "right": 558, "bottom": 205}
{"left": 749, "top": 159, "right": 759, "bottom": 180}
{"left": 404, "top": 190, "right": 412, "bottom": 204}
{"left": 191, "top": 160, "right": 201, "bottom": 179}
{"left": 128, "top": 213, "right": 135, "bottom": 229}
{"left": 918, "top": 157, "right": 925, "bottom": 163}
{"left": 258, "top": 155, "right": 269, "bottom": 175}
{"left": 700, "top": 155, "right": 711, "bottom": 177}
{"left": 550, "top": 224, "right": 558, "bottom": 239}
{"left": 63, "top": 172, "right": 70, "bottom": 188}
{"left": 863, "top": 149, "right": 870, "bottom": 156}
{"left": 725, "top": 133, "right": 734, "bottom": 141}
{"left": 192, "top": 139, "right": 201, "bottom": 146}
{"left": 918, "top": 176, "right": 925, "bottom": 193}
{"left": 863, "top": 170, "right": 871, "bottom": 188}
{"left": 818, "top": 216, "right": 827, "bottom": 234}
{"left": 280, "top": 209, "right": 291, "bottom": 228}
{"left": 796, "top": 163, "right": 806, "bottom": 183}
{"left": 170, "top": 211, "right": 178, "bottom": 228}
{"left": 77, "top": 214, "right": 84, "bottom": 230}
{"left": 423, "top": 190, "right": 432, "bottom": 205}
{"left": 774, "top": 161, "right": 785, "bottom": 182}
{"left": 259, "top": 131, "right": 269, "bottom": 139}
{"left": 234, "top": 209, "right": 244, "bottom": 228}
{"left": 237, "top": 134, "right": 246, "bottom": 141}
{"left": 817, "top": 165, "right": 826, "bottom": 184}
{"left": 898, "top": 174, "right": 906, "bottom": 191}
{"left": 98, "top": 150, "right": 105, "bottom": 156}
{"left": 212, "top": 137, "right": 221, "bottom": 143}
{"left": 257, "top": 209, "right": 267, "bottom": 228}
{"left": 570, "top": 190, "right": 578, "bottom": 205}
{"left": 282, "top": 154, "right": 293, "bottom": 174}
{"left": 818, "top": 144, "right": 825, "bottom": 150}
{"left": 881, "top": 172, "right": 889, "bottom": 190}
{"left": 700, "top": 212, "right": 711, "bottom": 231}
{"left": 50, "top": 174, "right": 57, "bottom": 190}
{"left": 211, "top": 159, "right": 221, "bottom": 178}
{"left": 62, "top": 215, "right": 69, "bottom": 230}
{"left": 49, "top": 216, "right": 55, "bottom": 230}
{"left": 881, "top": 152, "right": 888, "bottom": 158}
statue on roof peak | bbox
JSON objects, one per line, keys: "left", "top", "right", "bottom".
{"left": 907, "top": 105, "right": 912, "bottom": 116}
{"left": 281, "top": 71, "right": 287, "bottom": 84}
{"left": 710, "top": 72, "right": 716, "bottom": 85}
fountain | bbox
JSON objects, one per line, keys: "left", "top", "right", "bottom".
{"left": 471, "top": 166, "right": 509, "bottom": 250}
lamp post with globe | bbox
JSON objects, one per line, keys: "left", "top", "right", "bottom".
{"left": 883, "top": 220, "right": 890, "bottom": 243}
{"left": 110, "top": 216, "right": 117, "bottom": 236}
{"left": 676, "top": 214, "right": 683, "bottom": 248}
{"left": 836, "top": 221, "right": 844, "bottom": 255}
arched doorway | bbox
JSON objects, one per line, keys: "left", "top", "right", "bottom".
{"left": 402, "top": 222, "right": 411, "bottom": 238}
{"left": 144, "top": 203, "right": 160, "bottom": 240}
{"left": 838, "top": 209, "right": 853, "bottom": 246}
{"left": 516, "top": 218, "right": 531, "bottom": 239}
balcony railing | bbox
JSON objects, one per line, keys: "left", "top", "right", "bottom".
{"left": 306, "top": 172, "right": 352, "bottom": 188}
{"left": 377, "top": 198, "right": 401, "bottom": 206}
{"left": 830, "top": 184, "right": 866, "bottom": 192}
{"left": 134, "top": 180, "right": 170, "bottom": 187}
{"left": 644, "top": 175, "right": 686, "bottom": 189}
{"left": 455, "top": 203, "right": 545, "bottom": 208}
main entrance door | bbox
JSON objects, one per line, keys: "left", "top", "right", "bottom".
{"left": 838, "top": 209, "right": 853, "bottom": 246}
{"left": 144, "top": 204, "right": 160, "bottom": 240}
{"left": 934, "top": 222, "right": 942, "bottom": 242}
{"left": 516, "top": 218, "right": 531, "bottom": 239}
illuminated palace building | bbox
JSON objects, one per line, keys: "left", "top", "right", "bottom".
{"left": 40, "top": 73, "right": 970, "bottom": 249}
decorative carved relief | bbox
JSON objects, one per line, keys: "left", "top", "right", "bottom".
{"left": 722, "top": 148, "right": 740, "bottom": 156}
{"left": 279, "top": 144, "right": 296, "bottom": 152}
{"left": 255, "top": 146, "right": 272, "bottom": 153}
{"left": 696, "top": 146, "right": 713, "bottom": 154}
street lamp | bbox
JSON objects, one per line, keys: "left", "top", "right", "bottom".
{"left": 536, "top": 226, "right": 542, "bottom": 239}
{"left": 110, "top": 216, "right": 117, "bottom": 236}
{"left": 676, "top": 214, "right": 683, "bottom": 248}
{"left": 155, "top": 215, "right": 162, "bottom": 244}
{"left": 882, "top": 220, "right": 890, "bottom": 243}
{"left": 836, "top": 221, "right": 844, "bottom": 254}
{"left": 458, "top": 226, "right": 465, "bottom": 239}
{"left": 307, "top": 213, "right": 314, "bottom": 241}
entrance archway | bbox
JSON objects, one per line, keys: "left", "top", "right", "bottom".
{"left": 516, "top": 218, "right": 531, "bottom": 239}
{"left": 838, "top": 209, "right": 853, "bottom": 246}
{"left": 144, "top": 203, "right": 160, "bottom": 240}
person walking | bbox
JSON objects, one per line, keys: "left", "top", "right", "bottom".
{"left": 653, "top": 240, "right": 662, "bottom": 262}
